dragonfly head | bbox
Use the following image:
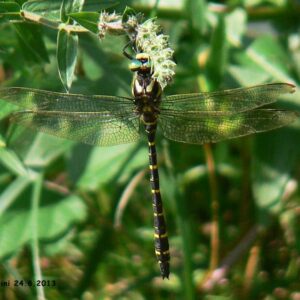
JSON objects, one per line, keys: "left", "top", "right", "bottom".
{"left": 129, "top": 53, "right": 152, "bottom": 73}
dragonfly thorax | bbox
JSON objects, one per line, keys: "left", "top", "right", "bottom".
{"left": 129, "top": 53, "right": 162, "bottom": 125}
{"left": 132, "top": 72, "right": 162, "bottom": 124}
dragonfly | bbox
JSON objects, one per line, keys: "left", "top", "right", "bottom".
{"left": 0, "top": 53, "right": 298, "bottom": 279}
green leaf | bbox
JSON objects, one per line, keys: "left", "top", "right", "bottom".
{"left": 22, "top": 0, "right": 63, "bottom": 22}
{"left": 0, "top": 100, "right": 17, "bottom": 118}
{"left": 246, "top": 36, "right": 294, "bottom": 82}
{"left": 0, "top": 135, "right": 6, "bottom": 148}
{"left": 84, "top": 0, "right": 118, "bottom": 11}
{"left": 228, "top": 63, "right": 270, "bottom": 86}
{"left": 13, "top": 23, "right": 49, "bottom": 63}
{"left": 206, "top": 16, "right": 228, "bottom": 90}
{"left": 0, "top": 1, "right": 20, "bottom": 13}
{"left": 225, "top": 8, "right": 247, "bottom": 47}
{"left": 185, "top": 0, "right": 207, "bottom": 34}
{"left": 0, "top": 148, "right": 27, "bottom": 177}
{"left": 57, "top": 28, "right": 78, "bottom": 92}
{"left": 0, "top": 188, "right": 86, "bottom": 258}
{"left": 69, "top": 11, "right": 100, "bottom": 34}
{"left": 0, "top": 1, "right": 21, "bottom": 20}
{"left": 75, "top": 143, "right": 148, "bottom": 191}
{"left": 252, "top": 126, "right": 300, "bottom": 226}
{"left": 60, "top": 0, "right": 84, "bottom": 24}
{"left": 122, "top": 6, "right": 136, "bottom": 23}
{"left": 0, "top": 176, "right": 31, "bottom": 215}
{"left": 8, "top": 129, "right": 73, "bottom": 168}
{"left": 22, "top": 132, "right": 73, "bottom": 168}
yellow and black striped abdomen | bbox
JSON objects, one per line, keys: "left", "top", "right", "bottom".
{"left": 145, "top": 123, "right": 170, "bottom": 279}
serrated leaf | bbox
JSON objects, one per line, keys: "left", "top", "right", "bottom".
{"left": 13, "top": 23, "right": 49, "bottom": 63}
{"left": 57, "top": 29, "right": 78, "bottom": 91}
{"left": 69, "top": 11, "right": 100, "bottom": 34}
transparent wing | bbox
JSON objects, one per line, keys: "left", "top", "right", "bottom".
{"left": 162, "top": 83, "right": 295, "bottom": 112}
{"left": 0, "top": 87, "right": 141, "bottom": 146}
{"left": 159, "top": 109, "right": 299, "bottom": 144}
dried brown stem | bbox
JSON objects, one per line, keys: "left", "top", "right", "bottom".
{"left": 114, "top": 168, "right": 147, "bottom": 229}
{"left": 204, "top": 143, "right": 219, "bottom": 270}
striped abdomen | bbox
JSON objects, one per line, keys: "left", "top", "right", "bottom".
{"left": 145, "top": 123, "right": 170, "bottom": 279}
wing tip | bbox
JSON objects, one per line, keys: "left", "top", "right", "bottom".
{"left": 265, "top": 82, "right": 296, "bottom": 94}
{"left": 284, "top": 83, "right": 296, "bottom": 94}
{"left": 277, "top": 110, "right": 300, "bottom": 125}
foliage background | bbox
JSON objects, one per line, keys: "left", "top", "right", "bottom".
{"left": 0, "top": 0, "right": 300, "bottom": 299}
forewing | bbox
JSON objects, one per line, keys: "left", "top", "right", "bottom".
{"left": 159, "top": 109, "right": 299, "bottom": 144}
{"left": 0, "top": 87, "right": 141, "bottom": 146}
{"left": 162, "top": 83, "right": 295, "bottom": 113}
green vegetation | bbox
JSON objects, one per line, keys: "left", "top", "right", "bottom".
{"left": 0, "top": 0, "right": 299, "bottom": 299}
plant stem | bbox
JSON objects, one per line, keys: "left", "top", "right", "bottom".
{"left": 31, "top": 172, "right": 45, "bottom": 300}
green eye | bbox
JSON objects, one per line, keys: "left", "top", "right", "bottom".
{"left": 129, "top": 59, "right": 142, "bottom": 71}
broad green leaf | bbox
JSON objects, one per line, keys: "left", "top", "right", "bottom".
{"left": 8, "top": 128, "right": 73, "bottom": 168}
{"left": 0, "top": 1, "right": 21, "bottom": 19}
{"left": 206, "top": 16, "right": 227, "bottom": 90}
{"left": 57, "top": 28, "right": 78, "bottom": 91}
{"left": 184, "top": 0, "right": 207, "bottom": 34}
{"left": 0, "top": 1, "right": 21, "bottom": 13}
{"left": 60, "top": 0, "right": 84, "bottom": 23}
{"left": 69, "top": 11, "right": 100, "bottom": 34}
{"left": 252, "top": 125, "right": 300, "bottom": 226}
{"left": 0, "top": 100, "right": 17, "bottom": 118}
{"left": 83, "top": 0, "right": 118, "bottom": 11}
{"left": 15, "top": 0, "right": 27, "bottom": 6}
{"left": 225, "top": 8, "right": 246, "bottom": 47}
{"left": 246, "top": 36, "right": 294, "bottom": 83}
{"left": 13, "top": 23, "right": 49, "bottom": 63}
{"left": 22, "top": 0, "right": 63, "bottom": 22}
{"left": 0, "top": 189, "right": 86, "bottom": 258}
{"left": 289, "top": 33, "right": 300, "bottom": 80}
{"left": 244, "top": 0, "right": 286, "bottom": 6}
{"left": 0, "top": 176, "right": 31, "bottom": 215}
{"left": 228, "top": 64, "right": 270, "bottom": 86}
{"left": 23, "top": 132, "right": 73, "bottom": 168}
{"left": 75, "top": 143, "right": 148, "bottom": 191}
{"left": 0, "top": 148, "right": 27, "bottom": 176}
{"left": 0, "top": 135, "right": 5, "bottom": 148}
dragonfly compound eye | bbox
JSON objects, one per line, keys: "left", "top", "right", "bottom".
{"left": 129, "top": 59, "right": 143, "bottom": 72}
{"left": 136, "top": 52, "right": 150, "bottom": 61}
